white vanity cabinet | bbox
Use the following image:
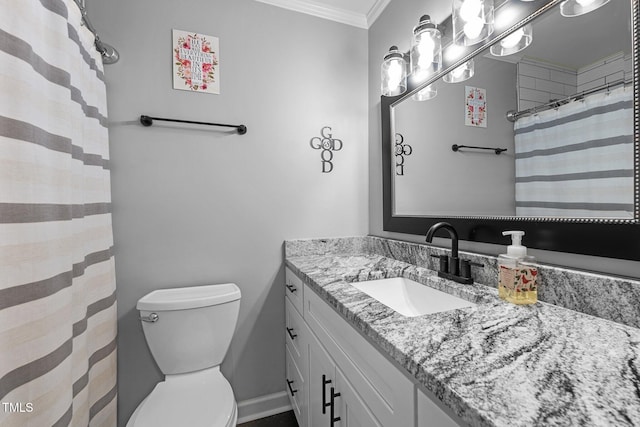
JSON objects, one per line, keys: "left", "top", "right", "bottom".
{"left": 284, "top": 267, "right": 461, "bottom": 427}
{"left": 308, "top": 332, "right": 380, "bottom": 426}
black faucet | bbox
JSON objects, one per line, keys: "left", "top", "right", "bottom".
{"left": 425, "top": 222, "right": 482, "bottom": 285}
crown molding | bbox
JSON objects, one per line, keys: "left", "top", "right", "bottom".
{"left": 255, "top": 0, "right": 391, "bottom": 29}
{"left": 366, "top": 0, "right": 391, "bottom": 27}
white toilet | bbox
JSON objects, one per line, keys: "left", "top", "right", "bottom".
{"left": 127, "top": 283, "right": 241, "bottom": 427}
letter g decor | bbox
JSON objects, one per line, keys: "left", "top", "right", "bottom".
{"left": 310, "top": 126, "right": 343, "bottom": 173}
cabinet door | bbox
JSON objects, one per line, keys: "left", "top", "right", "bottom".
{"left": 286, "top": 345, "right": 307, "bottom": 427}
{"left": 308, "top": 332, "right": 383, "bottom": 427}
{"left": 335, "top": 368, "right": 383, "bottom": 427}
{"left": 304, "top": 283, "right": 414, "bottom": 426}
{"left": 308, "top": 333, "right": 336, "bottom": 427}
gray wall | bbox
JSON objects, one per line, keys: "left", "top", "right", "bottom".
{"left": 368, "top": 0, "right": 640, "bottom": 279}
{"left": 86, "top": 1, "right": 368, "bottom": 425}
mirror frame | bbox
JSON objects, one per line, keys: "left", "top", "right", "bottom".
{"left": 381, "top": 0, "right": 640, "bottom": 261}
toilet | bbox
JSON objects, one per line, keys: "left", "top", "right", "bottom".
{"left": 127, "top": 283, "right": 241, "bottom": 427}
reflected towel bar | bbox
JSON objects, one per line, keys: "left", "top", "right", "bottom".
{"left": 140, "top": 115, "right": 247, "bottom": 135}
{"left": 452, "top": 144, "right": 506, "bottom": 155}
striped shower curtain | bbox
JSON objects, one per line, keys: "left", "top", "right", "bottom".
{"left": 1, "top": 0, "right": 117, "bottom": 426}
{"left": 514, "top": 86, "right": 634, "bottom": 218}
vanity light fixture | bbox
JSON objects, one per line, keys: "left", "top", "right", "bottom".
{"left": 560, "top": 0, "right": 610, "bottom": 17}
{"left": 412, "top": 84, "right": 437, "bottom": 101}
{"left": 452, "top": 0, "right": 494, "bottom": 46}
{"left": 410, "top": 15, "right": 442, "bottom": 81}
{"left": 381, "top": 46, "right": 408, "bottom": 96}
{"left": 443, "top": 59, "right": 475, "bottom": 83}
{"left": 489, "top": 24, "right": 532, "bottom": 56}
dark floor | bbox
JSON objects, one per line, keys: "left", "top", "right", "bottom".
{"left": 238, "top": 410, "right": 299, "bottom": 427}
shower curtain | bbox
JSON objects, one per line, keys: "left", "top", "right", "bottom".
{"left": 1, "top": 0, "right": 117, "bottom": 426}
{"left": 514, "top": 85, "right": 634, "bottom": 218}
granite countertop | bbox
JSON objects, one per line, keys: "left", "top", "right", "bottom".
{"left": 285, "top": 253, "right": 640, "bottom": 427}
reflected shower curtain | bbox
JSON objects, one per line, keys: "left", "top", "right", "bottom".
{"left": 514, "top": 86, "right": 634, "bottom": 218}
{"left": 0, "top": 0, "right": 117, "bottom": 426}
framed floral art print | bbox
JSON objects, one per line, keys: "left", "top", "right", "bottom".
{"left": 172, "top": 29, "right": 220, "bottom": 94}
{"left": 465, "top": 86, "right": 487, "bottom": 128}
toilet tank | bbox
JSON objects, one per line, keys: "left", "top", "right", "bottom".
{"left": 137, "top": 283, "right": 241, "bottom": 375}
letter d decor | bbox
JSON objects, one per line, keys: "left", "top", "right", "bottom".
{"left": 309, "top": 126, "right": 343, "bottom": 173}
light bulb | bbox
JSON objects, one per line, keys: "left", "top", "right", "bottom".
{"left": 411, "top": 16, "right": 441, "bottom": 79}
{"left": 453, "top": 0, "right": 493, "bottom": 46}
{"left": 417, "top": 36, "right": 436, "bottom": 68}
{"left": 460, "top": 0, "right": 482, "bottom": 21}
{"left": 387, "top": 59, "right": 403, "bottom": 91}
{"left": 445, "top": 44, "right": 465, "bottom": 62}
{"left": 501, "top": 28, "right": 524, "bottom": 49}
{"left": 463, "top": 17, "right": 484, "bottom": 40}
{"left": 381, "top": 45, "right": 407, "bottom": 96}
{"left": 576, "top": 0, "right": 596, "bottom": 5}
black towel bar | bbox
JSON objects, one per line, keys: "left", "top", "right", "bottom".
{"left": 452, "top": 144, "right": 506, "bottom": 155}
{"left": 139, "top": 115, "right": 247, "bottom": 135}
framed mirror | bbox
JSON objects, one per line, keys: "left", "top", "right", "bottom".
{"left": 381, "top": 0, "right": 640, "bottom": 261}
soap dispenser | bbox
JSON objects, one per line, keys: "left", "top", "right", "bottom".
{"left": 497, "top": 231, "right": 538, "bottom": 304}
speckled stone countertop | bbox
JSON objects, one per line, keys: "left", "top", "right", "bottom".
{"left": 285, "top": 252, "right": 640, "bottom": 427}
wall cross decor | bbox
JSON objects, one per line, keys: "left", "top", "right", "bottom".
{"left": 395, "top": 133, "right": 412, "bottom": 175}
{"left": 309, "top": 126, "right": 343, "bottom": 173}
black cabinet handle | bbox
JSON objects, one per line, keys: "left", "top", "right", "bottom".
{"left": 330, "top": 386, "right": 341, "bottom": 426}
{"left": 286, "top": 379, "right": 297, "bottom": 396}
{"left": 322, "top": 374, "right": 332, "bottom": 414}
{"left": 286, "top": 327, "right": 297, "bottom": 340}
{"left": 285, "top": 284, "right": 297, "bottom": 293}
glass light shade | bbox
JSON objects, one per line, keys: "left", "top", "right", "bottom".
{"left": 412, "top": 84, "right": 437, "bottom": 101}
{"left": 490, "top": 24, "right": 533, "bottom": 56}
{"left": 443, "top": 59, "right": 475, "bottom": 83}
{"left": 410, "top": 15, "right": 442, "bottom": 81}
{"left": 560, "top": 0, "right": 610, "bottom": 17}
{"left": 381, "top": 46, "right": 407, "bottom": 96}
{"left": 452, "top": 0, "right": 494, "bottom": 46}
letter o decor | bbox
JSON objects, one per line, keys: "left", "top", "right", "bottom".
{"left": 309, "top": 126, "right": 343, "bottom": 173}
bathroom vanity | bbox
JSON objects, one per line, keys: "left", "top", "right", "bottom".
{"left": 285, "top": 266, "right": 457, "bottom": 427}
{"left": 283, "top": 236, "right": 640, "bottom": 427}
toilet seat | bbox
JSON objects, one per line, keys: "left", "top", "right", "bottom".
{"left": 127, "top": 367, "right": 236, "bottom": 427}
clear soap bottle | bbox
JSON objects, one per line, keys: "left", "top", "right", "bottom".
{"left": 497, "top": 231, "right": 538, "bottom": 304}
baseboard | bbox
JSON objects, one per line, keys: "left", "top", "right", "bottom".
{"left": 236, "top": 390, "right": 292, "bottom": 424}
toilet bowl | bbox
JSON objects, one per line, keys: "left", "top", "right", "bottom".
{"left": 126, "top": 367, "right": 237, "bottom": 427}
{"left": 127, "top": 283, "right": 241, "bottom": 427}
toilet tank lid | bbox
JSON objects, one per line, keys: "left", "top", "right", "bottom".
{"left": 137, "top": 283, "right": 241, "bottom": 311}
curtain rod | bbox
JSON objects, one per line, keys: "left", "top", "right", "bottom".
{"left": 73, "top": 0, "right": 119, "bottom": 64}
{"left": 506, "top": 77, "right": 632, "bottom": 122}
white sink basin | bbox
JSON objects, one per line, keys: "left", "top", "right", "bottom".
{"left": 351, "top": 277, "right": 476, "bottom": 317}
